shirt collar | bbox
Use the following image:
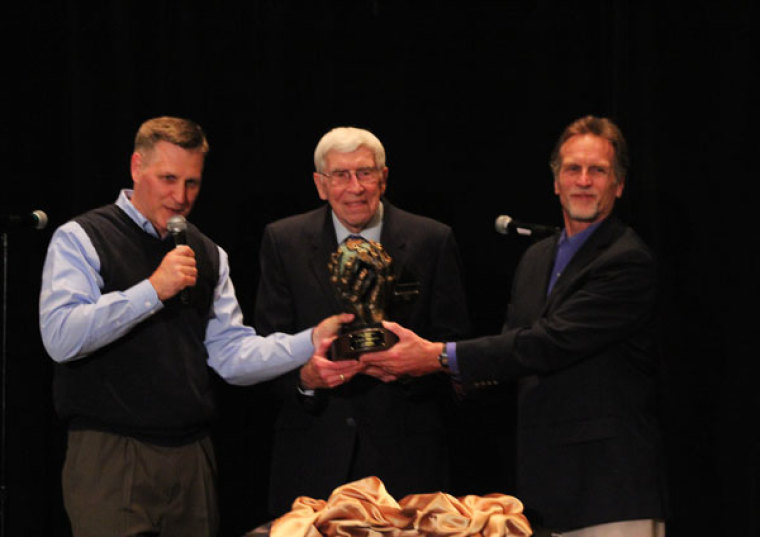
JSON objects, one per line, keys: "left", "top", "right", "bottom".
{"left": 547, "top": 219, "right": 604, "bottom": 296}
{"left": 115, "top": 189, "right": 162, "bottom": 238}
{"left": 557, "top": 219, "right": 603, "bottom": 250}
{"left": 332, "top": 201, "right": 384, "bottom": 244}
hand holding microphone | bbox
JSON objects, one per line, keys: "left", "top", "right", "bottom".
{"left": 149, "top": 215, "right": 196, "bottom": 303}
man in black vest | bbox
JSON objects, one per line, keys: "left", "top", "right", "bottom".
{"left": 361, "top": 116, "right": 667, "bottom": 536}
{"left": 39, "top": 116, "right": 361, "bottom": 537}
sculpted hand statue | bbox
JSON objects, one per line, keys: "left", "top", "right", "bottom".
{"left": 327, "top": 237, "right": 399, "bottom": 359}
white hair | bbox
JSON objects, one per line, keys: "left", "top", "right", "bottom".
{"left": 313, "top": 127, "right": 386, "bottom": 172}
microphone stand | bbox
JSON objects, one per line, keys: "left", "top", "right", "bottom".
{"left": 1, "top": 231, "right": 8, "bottom": 537}
{"left": 0, "top": 213, "right": 48, "bottom": 537}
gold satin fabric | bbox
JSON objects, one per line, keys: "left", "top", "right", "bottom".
{"left": 271, "top": 476, "right": 532, "bottom": 537}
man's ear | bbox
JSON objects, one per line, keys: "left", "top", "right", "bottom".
{"left": 615, "top": 177, "right": 625, "bottom": 198}
{"left": 313, "top": 172, "right": 328, "bottom": 201}
{"left": 130, "top": 152, "right": 142, "bottom": 181}
{"left": 378, "top": 167, "right": 389, "bottom": 195}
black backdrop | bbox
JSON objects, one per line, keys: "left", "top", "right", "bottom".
{"left": 1, "top": 2, "right": 756, "bottom": 536}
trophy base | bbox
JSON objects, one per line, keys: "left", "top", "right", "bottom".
{"left": 330, "top": 324, "right": 399, "bottom": 360}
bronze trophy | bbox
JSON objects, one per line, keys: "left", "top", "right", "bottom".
{"left": 328, "top": 237, "right": 399, "bottom": 360}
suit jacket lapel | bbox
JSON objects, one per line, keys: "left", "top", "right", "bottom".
{"left": 379, "top": 201, "right": 409, "bottom": 277}
{"left": 545, "top": 217, "right": 623, "bottom": 310}
{"left": 307, "top": 206, "right": 343, "bottom": 311}
{"left": 513, "top": 237, "right": 556, "bottom": 325}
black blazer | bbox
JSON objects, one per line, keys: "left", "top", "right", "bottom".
{"left": 457, "top": 217, "right": 667, "bottom": 531}
{"left": 255, "top": 200, "right": 469, "bottom": 515}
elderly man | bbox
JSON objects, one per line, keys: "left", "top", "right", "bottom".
{"left": 255, "top": 126, "right": 469, "bottom": 515}
{"left": 362, "top": 116, "right": 667, "bottom": 536}
{"left": 39, "top": 116, "right": 357, "bottom": 537}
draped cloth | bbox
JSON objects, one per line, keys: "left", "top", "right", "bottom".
{"left": 270, "top": 476, "right": 532, "bottom": 537}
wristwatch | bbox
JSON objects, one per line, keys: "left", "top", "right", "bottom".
{"left": 438, "top": 344, "right": 449, "bottom": 370}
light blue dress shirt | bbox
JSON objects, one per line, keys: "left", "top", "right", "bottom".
{"left": 39, "top": 189, "right": 314, "bottom": 385}
{"left": 331, "top": 201, "right": 384, "bottom": 244}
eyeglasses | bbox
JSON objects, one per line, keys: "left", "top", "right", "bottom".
{"left": 319, "top": 167, "right": 382, "bottom": 186}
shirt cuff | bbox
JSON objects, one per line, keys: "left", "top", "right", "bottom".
{"left": 131, "top": 278, "right": 164, "bottom": 314}
{"left": 292, "top": 327, "right": 316, "bottom": 357}
{"left": 297, "top": 384, "right": 317, "bottom": 397}
{"left": 446, "top": 341, "right": 461, "bottom": 378}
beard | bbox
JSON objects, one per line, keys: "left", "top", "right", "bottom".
{"left": 563, "top": 196, "right": 602, "bottom": 223}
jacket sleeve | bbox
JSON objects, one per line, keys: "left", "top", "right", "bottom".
{"left": 457, "top": 239, "right": 656, "bottom": 386}
{"left": 426, "top": 227, "right": 471, "bottom": 341}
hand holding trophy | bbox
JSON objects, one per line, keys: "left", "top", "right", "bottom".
{"left": 328, "top": 237, "right": 399, "bottom": 360}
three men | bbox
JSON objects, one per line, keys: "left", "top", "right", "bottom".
{"left": 41, "top": 114, "right": 666, "bottom": 536}
{"left": 362, "top": 116, "right": 667, "bottom": 536}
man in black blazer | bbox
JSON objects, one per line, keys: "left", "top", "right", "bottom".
{"left": 255, "top": 126, "right": 469, "bottom": 516}
{"left": 362, "top": 116, "right": 667, "bottom": 536}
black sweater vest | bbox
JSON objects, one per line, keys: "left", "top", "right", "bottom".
{"left": 53, "top": 205, "right": 220, "bottom": 445}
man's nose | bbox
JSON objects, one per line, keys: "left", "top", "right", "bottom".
{"left": 577, "top": 169, "right": 593, "bottom": 186}
{"left": 345, "top": 172, "right": 365, "bottom": 191}
{"left": 172, "top": 183, "right": 189, "bottom": 205}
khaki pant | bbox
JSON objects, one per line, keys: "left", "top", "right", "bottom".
{"left": 63, "top": 430, "right": 218, "bottom": 537}
{"left": 558, "top": 519, "right": 665, "bottom": 537}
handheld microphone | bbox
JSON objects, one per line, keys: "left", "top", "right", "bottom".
{"left": 167, "top": 215, "right": 190, "bottom": 305}
{"left": 494, "top": 215, "right": 559, "bottom": 238}
{"left": 1, "top": 210, "right": 48, "bottom": 231}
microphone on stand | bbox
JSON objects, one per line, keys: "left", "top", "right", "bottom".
{"left": 494, "top": 215, "right": 559, "bottom": 238}
{"left": 1, "top": 210, "right": 48, "bottom": 231}
{"left": 167, "top": 215, "right": 190, "bottom": 306}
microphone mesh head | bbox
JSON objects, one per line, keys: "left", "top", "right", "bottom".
{"left": 167, "top": 215, "right": 187, "bottom": 234}
{"left": 32, "top": 210, "right": 48, "bottom": 230}
{"left": 494, "top": 215, "right": 512, "bottom": 235}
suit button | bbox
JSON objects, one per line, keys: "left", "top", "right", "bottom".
{"left": 346, "top": 417, "right": 356, "bottom": 427}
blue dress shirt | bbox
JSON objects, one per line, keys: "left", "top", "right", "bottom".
{"left": 546, "top": 221, "right": 601, "bottom": 296}
{"left": 39, "top": 190, "right": 314, "bottom": 385}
